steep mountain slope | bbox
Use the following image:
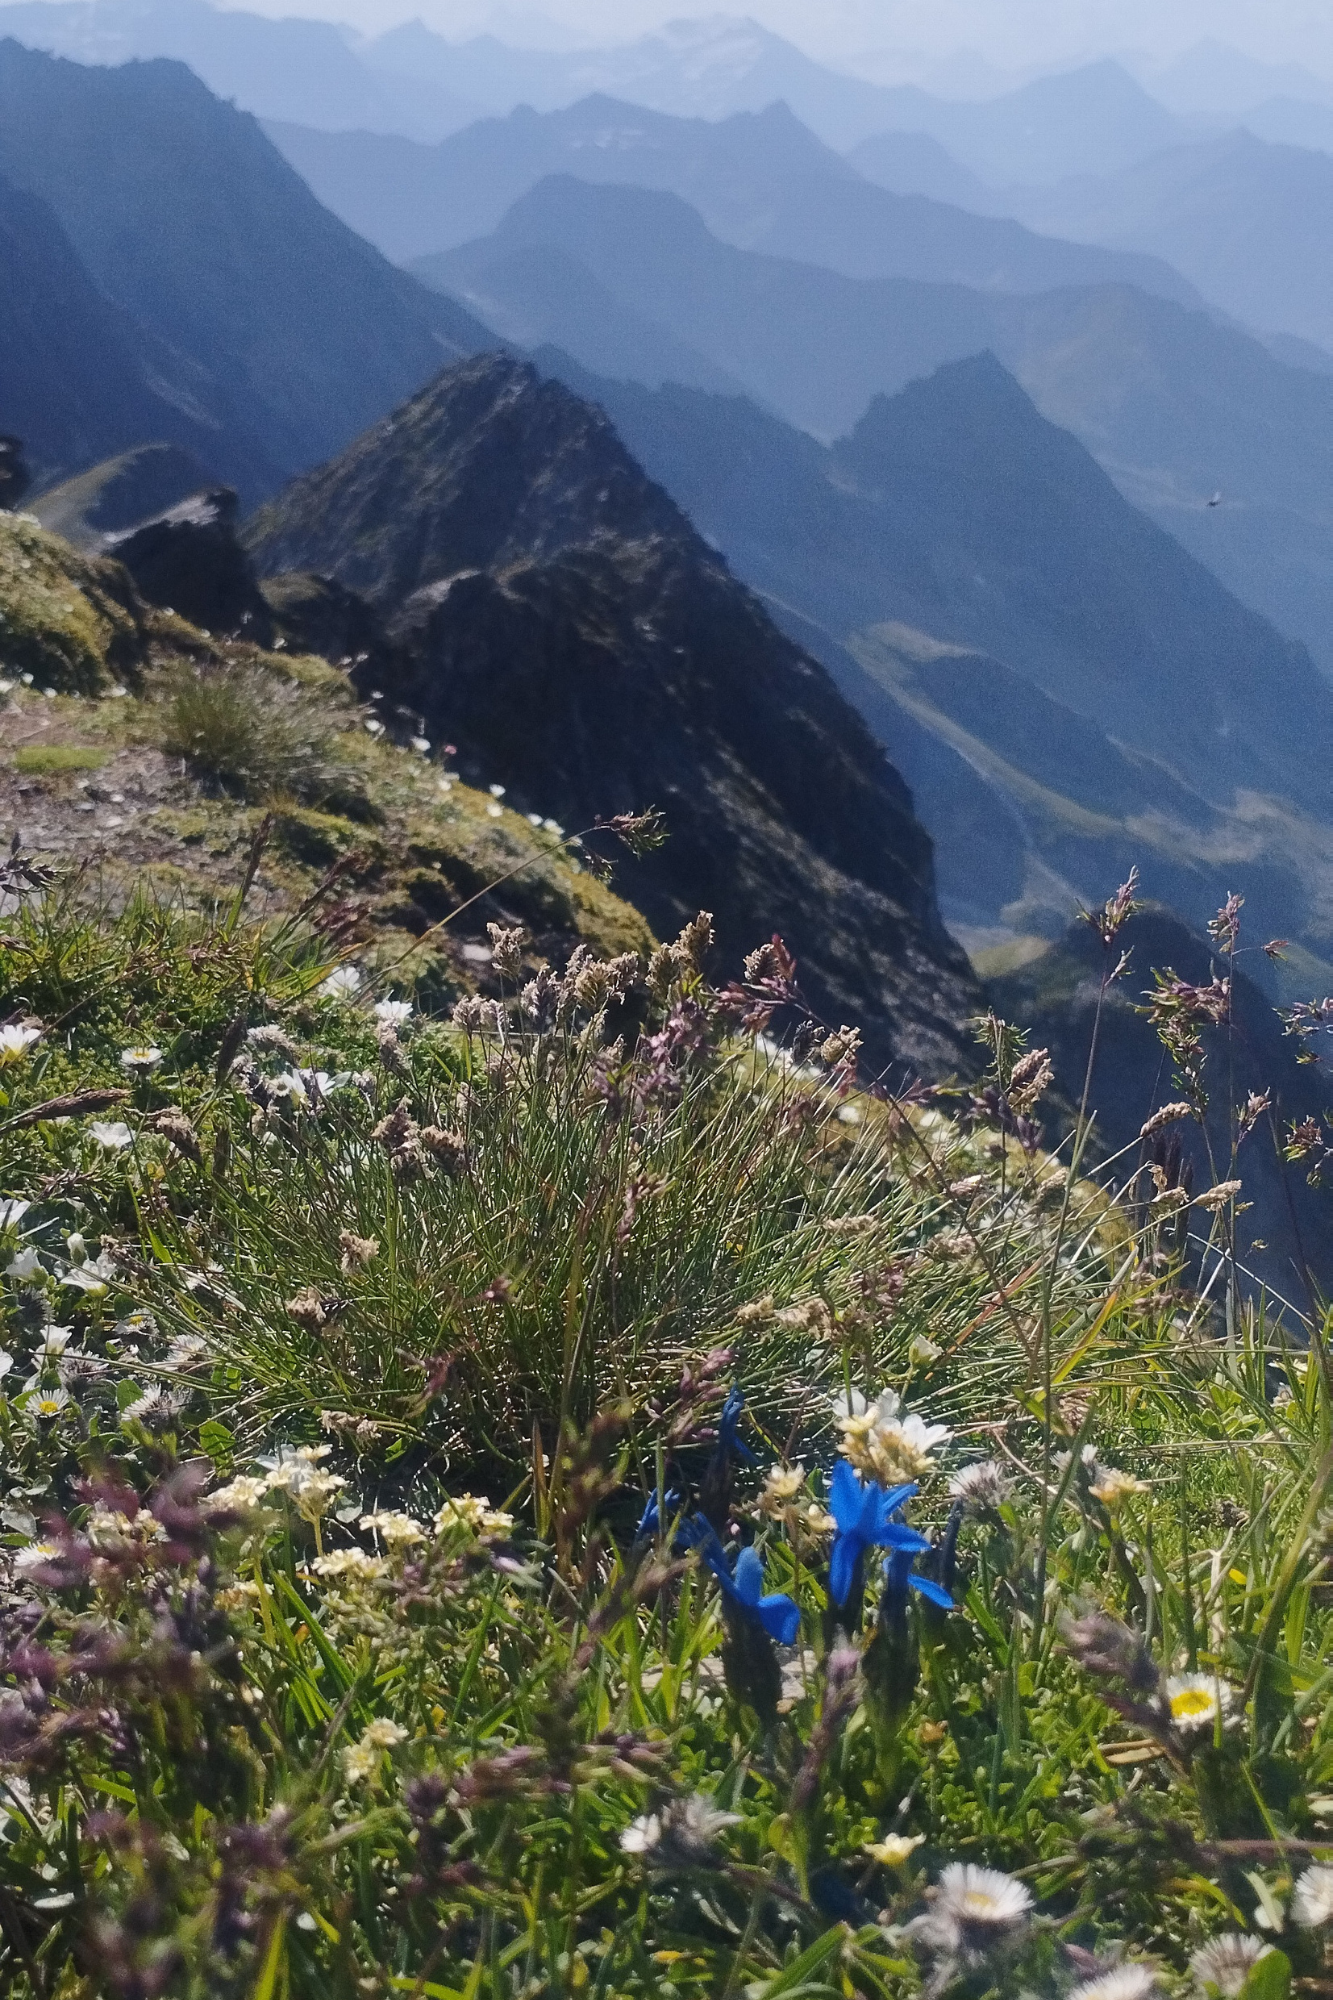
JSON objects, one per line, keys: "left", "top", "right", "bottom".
{"left": 244, "top": 355, "right": 980, "bottom": 1076}
{"left": 847, "top": 129, "right": 1002, "bottom": 209}
{"left": 0, "top": 40, "right": 494, "bottom": 504}
{"left": 0, "top": 0, "right": 481, "bottom": 138}
{"left": 412, "top": 176, "right": 1333, "bottom": 678}
{"left": 532, "top": 349, "right": 1333, "bottom": 966}
{"left": 268, "top": 94, "right": 1199, "bottom": 308}
{"left": 1013, "top": 131, "right": 1333, "bottom": 352}
{"left": 29, "top": 444, "right": 221, "bottom": 549}
{"left": 0, "top": 174, "right": 234, "bottom": 489}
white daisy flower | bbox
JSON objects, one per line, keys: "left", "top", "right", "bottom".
{"left": 1291, "top": 1863, "right": 1333, "bottom": 1927}
{"left": 1189, "top": 1935, "right": 1271, "bottom": 1996}
{"left": 14, "top": 1538, "right": 62, "bottom": 1572}
{"left": 1165, "top": 1673, "right": 1235, "bottom": 1736}
{"left": 88, "top": 1121, "right": 133, "bottom": 1150}
{"left": 119, "top": 1046, "right": 162, "bottom": 1073}
{"left": 28, "top": 1387, "right": 70, "bottom": 1418}
{"left": 933, "top": 1863, "right": 1033, "bottom": 1933}
{"left": 269, "top": 1070, "right": 309, "bottom": 1105}
{"left": 1069, "top": 1968, "right": 1161, "bottom": 2000}
{"left": 836, "top": 1386, "right": 951, "bottom": 1483}
{"left": 373, "top": 999, "right": 413, "bottom": 1028}
{"left": 948, "top": 1461, "right": 1013, "bottom": 1509}
{"left": 621, "top": 1793, "right": 739, "bottom": 1866}
{"left": 316, "top": 966, "right": 362, "bottom": 1001}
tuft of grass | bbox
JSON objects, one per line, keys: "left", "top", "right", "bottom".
{"left": 157, "top": 655, "right": 373, "bottom": 817}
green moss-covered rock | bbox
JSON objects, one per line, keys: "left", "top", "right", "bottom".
{"left": 0, "top": 513, "right": 150, "bottom": 693}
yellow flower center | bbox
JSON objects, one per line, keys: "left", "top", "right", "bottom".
{"left": 1171, "top": 1688, "right": 1216, "bottom": 1719}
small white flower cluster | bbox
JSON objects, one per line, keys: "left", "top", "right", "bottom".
{"left": 835, "top": 1387, "right": 951, "bottom": 1484}
{"left": 342, "top": 1717, "right": 407, "bottom": 1785}
{"left": 758, "top": 1462, "right": 835, "bottom": 1536}
{"left": 211, "top": 1445, "right": 348, "bottom": 1527}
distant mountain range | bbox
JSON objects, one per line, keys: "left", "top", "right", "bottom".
{"left": 242, "top": 353, "right": 981, "bottom": 1075}
{"left": 530, "top": 346, "right": 1333, "bottom": 973}
{"left": 0, "top": 39, "right": 491, "bottom": 498}
{"left": 1010, "top": 129, "right": 1333, "bottom": 354}
{"left": 410, "top": 173, "right": 1333, "bottom": 681}
{"left": 265, "top": 93, "right": 1200, "bottom": 311}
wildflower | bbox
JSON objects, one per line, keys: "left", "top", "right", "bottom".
{"left": 88, "top": 1121, "right": 133, "bottom": 1149}
{"left": 62, "top": 1251, "right": 116, "bottom": 1294}
{"left": 121, "top": 1386, "right": 188, "bottom": 1428}
{"left": 267, "top": 1448, "right": 347, "bottom": 1525}
{"left": 14, "top": 1537, "right": 63, "bottom": 1572}
{"left": 717, "top": 1383, "right": 757, "bottom": 1466}
{"left": 311, "top": 1549, "right": 389, "bottom": 1584}
{"left": 317, "top": 966, "right": 362, "bottom": 1001}
{"left": 682, "top": 1521, "right": 800, "bottom": 1643}
{"left": 0, "top": 1199, "right": 30, "bottom": 1230}
{"left": 828, "top": 1460, "right": 930, "bottom": 1607}
{"left": 36, "top": 1325, "right": 72, "bottom": 1356}
{"left": 759, "top": 1463, "right": 805, "bottom": 1510}
{"left": 621, "top": 1793, "right": 740, "bottom": 1868}
{"left": 119, "top": 1046, "right": 162, "bottom": 1073}
{"left": 910, "top": 1334, "right": 943, "bottom": 1365}
{"left": 1189, "top": 1935, "right": 1271, "bottom": 1995}
{"left": 342, "top": 1717, "right": 406, "bottom": 1783}
{"left": 910, "top": 1863, "right": 1033, "bottom": 1967}
{"left": 836, "top": 1387, "right": 951, "bottom": 1486}
{"left": 865, "top": 1832, "right": 924, "bottom": 1866}
{"left": 86, "top": 1508, "right": 166, "bottom": 1554}
{"left": 6, "top": 1248, "right": 43, "bottom": 1283}
{"left": 28, "top": 1387, "right": 69, "bottom": 1418}
{"left": 1291, "top": 1864, "right": 1333, "bottom": 1926}
{"left": 0, "top": 1024, "right": 40, "bottom": 1065}
{"left": 360, "top": 1509, "right": 427, "bottom": 1548}
{"left": 373, "top": 999, "right": 413, "bottom": 1028}
{"left": 0, "top": 1351, "right": 12, "bottom": 1379}
{"left": 209, "top": 1475, "right": 270, "bottom": 1514}
{"left": 1089, "top": 1466, "right": 1151, "bottom": 1508}
{"left": 1069, "top": 1970, "right": 1161, "bottom": 2000}
{"left": 1165, "top": 1673, "right": 1234, "bottom": 1735}
{"left": 433, "top": 1494, "right": 513, "bottom": 1536}
{"left": 948, "top": 1461, "right": 1012, "bottom": 1510}
{"left": 163, "top": 1335, "right": 208, "bottom": 1370}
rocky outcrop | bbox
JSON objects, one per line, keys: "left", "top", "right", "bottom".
{"left": 247, "top": 354, "right": 981, "bottom": 1077}
{"left": 106, "top": 488, "right": 273, "bottom": 645}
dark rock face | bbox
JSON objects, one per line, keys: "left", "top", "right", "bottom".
{"left": 106, "top": 489, "right": 273, "bottom": 645}
{"left": 0, "top": 435, "right": 28, "bottom": 509}
{"left": 247, "top": 353, "right": 981, "bottom": 1077}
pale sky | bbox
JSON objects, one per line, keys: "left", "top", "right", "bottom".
{"left": 198, "top": 0, "right": 1333, "bottom": 77}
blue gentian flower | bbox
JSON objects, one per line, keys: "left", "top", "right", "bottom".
{"left": 718, "top": 1384, "right": 758, "bottom": 1466}
{"left": 884, "top": 1546, "right": 953, "bottom": 1612}
{"left": 828, "top": 1460, "right": 931, "bottom": 1608}
{"left": 681, "top": 1519, "right": 800, "bottom": 1644}
{"left": 635, "top": 1487, "right": 683, "bottom": 1540}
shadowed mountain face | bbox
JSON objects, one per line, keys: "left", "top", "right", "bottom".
{"left": 267, "top": 93, "right": 1200, "bottom": 311}
{"left": 0, "top": 39, "right": 493, "bottom": 503}
{"left": 244, "top": 355, "right": 980, "bottom": 1077}
{"left": 412, "top": 175, "right": 1333, "bottom": 680}
{"left": 530, "top": 349, "right": 1333, "bottom": 969}
{"left": 0, "top": 175, "right": 234, "bottom": 488}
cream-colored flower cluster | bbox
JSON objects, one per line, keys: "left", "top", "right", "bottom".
{"left": 835, "top": 1389, "right": 950, "bottom": 1484}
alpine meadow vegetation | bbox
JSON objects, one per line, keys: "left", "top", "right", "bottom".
{"left": 1, "top": 844, "right": 1333, "bottom": 2000}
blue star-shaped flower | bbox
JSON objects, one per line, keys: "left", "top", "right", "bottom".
{"left": 827, "top": 1459, "right": 931, "bottom": 1608}
{"left": 884, "top": 1546, "right": 954, "bottom": 1612}
{"left": 718, "top": 1384, "right": 758, "bottom": 1466}
{"left": 681, "top": 1519, "right": 800, "bottom": 1644}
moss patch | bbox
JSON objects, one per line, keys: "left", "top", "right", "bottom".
{"left": 13, "top": 743, "right": 110, "bottom": 774}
